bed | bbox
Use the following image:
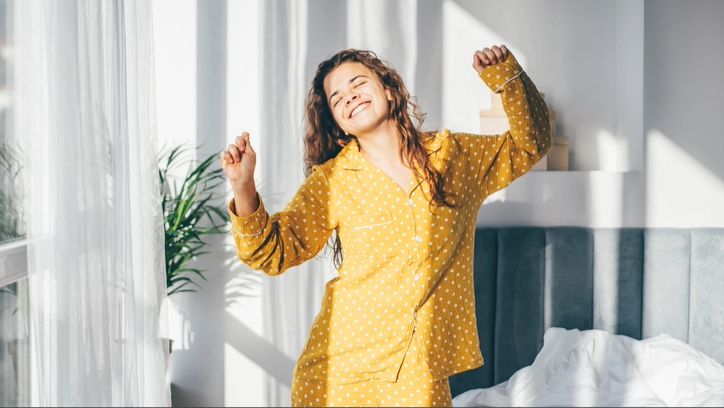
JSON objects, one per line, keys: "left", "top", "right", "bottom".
{"left": 448, "top": 227, "right": 724, "bottom": 406}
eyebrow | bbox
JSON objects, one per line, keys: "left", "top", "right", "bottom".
{"left": 329, "top": 74, "right": 369, "bottom": 104}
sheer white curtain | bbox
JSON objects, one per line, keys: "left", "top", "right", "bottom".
{"left": 258, "top": 1, "right": 418, "bottom": 404}
{"left": 14, "top": 0, "right": 169, "bottom": 405}
{"left": 347, "top": 0, "right": 418, "bottom": 96}
{"left": 257, "top": 1, "right": 323, "bottom": 406}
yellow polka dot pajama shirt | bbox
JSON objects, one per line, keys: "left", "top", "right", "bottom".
{"left": 229, "top": 53, "right": 551, "bottom": 407}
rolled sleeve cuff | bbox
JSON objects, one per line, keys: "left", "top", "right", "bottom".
{"left": 478, "top": 52, "right": 525, "bottom": 93}
{"left": 228, "top": 193, "right": 268, "bottom": 237}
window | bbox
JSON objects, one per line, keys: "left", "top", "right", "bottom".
{"left": 0, "top": 0, "right": 30, "bottom": 405}
{"left": 0, "top": 279, "right": 29, "bottom": 406}
{"left": 0, "top": 0, "right": 22, "bottom": 246}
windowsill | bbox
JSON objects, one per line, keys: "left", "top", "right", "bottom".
{"left": 0, "top": 243, "right": 28, "bottom": 288}
{"left": 0, "top": 237, "right": 30, "bottom": 252}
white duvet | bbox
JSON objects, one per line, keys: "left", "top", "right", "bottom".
{"left": 452, "top": 327, "right": 724, "bottom": 407}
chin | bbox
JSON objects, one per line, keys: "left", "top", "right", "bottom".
{"left": 346, "top": 115, "right": 386, "bottom": 134}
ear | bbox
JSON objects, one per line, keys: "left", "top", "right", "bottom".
{"left": 385, "top": 89, "right": 392, "bottom": 101}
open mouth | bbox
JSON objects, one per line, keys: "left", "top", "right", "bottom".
{"left": 349, "top": 102, "right": 370, "bottom": 119}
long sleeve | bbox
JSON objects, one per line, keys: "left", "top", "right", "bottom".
{"left": 454, "top": 52, "right": 552, "bottom": 204}
{"left": 228, "top": 164, "right": 336, "bottom": 276}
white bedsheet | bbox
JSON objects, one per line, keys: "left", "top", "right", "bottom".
{"left": 452, "top": 327, "right": 724, "bottom": 407}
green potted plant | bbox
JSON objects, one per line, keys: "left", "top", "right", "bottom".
{"left": 158, "top": 144, "right": 229, "bottom": 354}
{"left": 159, "top": 144, "right": 229, "bottom": 295}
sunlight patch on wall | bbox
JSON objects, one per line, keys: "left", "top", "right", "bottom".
{"left": 152, "top": 0, "right": 197, "bottom": 151}
{"left": 226, "top": 0, "right": 260, "bottom": 145}
{"left": 586, "top": 170, "right": 624, "bottom": 228}
{"left": 595, "top": 128, "right": 625, "bottom": 171}
{"left": 225, "top": 342, "right": 265, "bottom": 406}
{"left": 442, "top": 0, "right": 526, "bottom": 133}
{"left": 226, "top": 0, "right": 261, "bottom": 198}
{"left": 164, "top": 297, "right": 193, "bottom": 352}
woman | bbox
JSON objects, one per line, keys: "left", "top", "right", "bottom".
{"left": 222, "top": 45, "right": 551, "bottom": 407}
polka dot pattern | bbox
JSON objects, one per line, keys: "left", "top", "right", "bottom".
{"left": 473, "top": 52, "right": 553, "bottom": 200}
{"left": 291, "top": 329, "right": 452, "bottom": 407}
{"left": 228, "top": 50, "right": 552, "bottom": 401}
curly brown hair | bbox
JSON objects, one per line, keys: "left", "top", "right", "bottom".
{"left": 304, "top": 49, "right": 457, "bottom": 269}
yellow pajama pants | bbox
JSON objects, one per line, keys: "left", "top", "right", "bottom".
{"left": 291, "top": 330, "right": 452, "bottom": 407}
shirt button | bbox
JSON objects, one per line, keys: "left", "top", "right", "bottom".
{"left": 407, "top": 199, "right": 414, "bottom": 206}
{"left": 414, "top": 273, "right": 421, "bottom": 282}
{"left": 413, "top": 235, "right": 422, "bottom": 243}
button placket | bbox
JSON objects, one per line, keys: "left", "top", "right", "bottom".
{"left": 407, "top": 193, "right": 421, "bottom": 249}
{"left": 406, "top": 191, "right": 425, "bottom": 320}
{"left": 408, "top": 193, "right": 423, "bottom": 247}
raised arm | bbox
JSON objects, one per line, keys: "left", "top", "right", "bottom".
{"left": 455, "top": 47, "right": 552, "bottom": 204}
{"left": 222, "top": 133, "right": 336, "bottom": 276}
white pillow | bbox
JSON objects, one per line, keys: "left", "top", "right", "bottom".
{"left": 452, "top": 327, "right": 724, "bottom": 407}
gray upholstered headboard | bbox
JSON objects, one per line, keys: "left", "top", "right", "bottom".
{"left": 449, "top": 227, "right": 724, "bottom": 397}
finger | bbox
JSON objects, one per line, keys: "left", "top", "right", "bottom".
{"left": 237, "top": 131, "right": 249, "bottom": 145}
{"left": 235, "top": 135, "right": 246, "bottom": 153}
{"left": 220, "top": 151, "right": 230, "bottom": 164}
{"left": 228, "top": 144, "right": 241, "bottom": 162}
{"left": 476, "top": 50, "right": 490, "bottom": 66}
{"left": 491, "top": 46, "right": 503, "bottom": 62}
{"left": 472, "top": 52, "right": 483, "bottom": 70}
{"left": 480, "top": 50, "right": 492, "bottom": 65}
{"left": 244, "top": 133, "right": 255, "bottom": 155}
{"left": 500, "top": 45, "right": 509, "bottom": 58}
{"left": 483, "top": 48, "right": 497, "bottom": 64}
{"left": 485, "top": 48, "right": 499, "bottom": 65}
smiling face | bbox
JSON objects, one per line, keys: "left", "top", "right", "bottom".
{"left": 323, "top": 61, "right": 393, "bottom": 137}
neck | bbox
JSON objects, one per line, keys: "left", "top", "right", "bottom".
{"left": 355, "top": 120, "right": 409, "bottom": 168}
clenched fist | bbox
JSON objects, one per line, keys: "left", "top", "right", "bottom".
{"left": 472, "top": 45, "right": 509, "bottom": 74}
{"left": 222, "top": 132, "right": 260, "bottom": 216}
{"left": 221, "top": 131, "right": 257, "bottom": 189}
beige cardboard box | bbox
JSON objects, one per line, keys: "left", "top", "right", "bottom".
{"left": 547, "top": 137, "right": 569, "bottom": 171}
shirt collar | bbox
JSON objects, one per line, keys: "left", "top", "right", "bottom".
{"left": 336, "top": 129, "right": 454, "bottom": 172}
{"left": 336, "top": 138, "right": 365, "bottom": 171}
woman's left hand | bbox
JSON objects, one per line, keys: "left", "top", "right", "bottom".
{"left": 472, "top": 45, "right": 509, "bottom": 74}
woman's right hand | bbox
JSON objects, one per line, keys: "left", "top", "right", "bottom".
{"left": 221, "top": 131, "right": 257, "bottom": 191}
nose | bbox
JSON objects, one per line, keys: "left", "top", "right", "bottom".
{"left": 346, "top": 94, "right": 360, "bottom": 106}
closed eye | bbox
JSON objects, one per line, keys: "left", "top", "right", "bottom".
{"left": 333, "top": 81, "right": 367, "bottom": 108}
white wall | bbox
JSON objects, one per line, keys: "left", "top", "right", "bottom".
{"left": 476, "top": 0, "right": 724, "bottom": 228}
{"left": 153, "top": 0, "right": 724, "bottom": 406}
{"left": 437, "top": 0, "right": 643, "bottom": 172}
{"left": 643, "top": 0, "right": 724, "bottom": 227}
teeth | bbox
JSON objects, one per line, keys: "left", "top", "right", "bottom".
{"left": 351, "top": 102, "right": 368, "bottom": 118}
